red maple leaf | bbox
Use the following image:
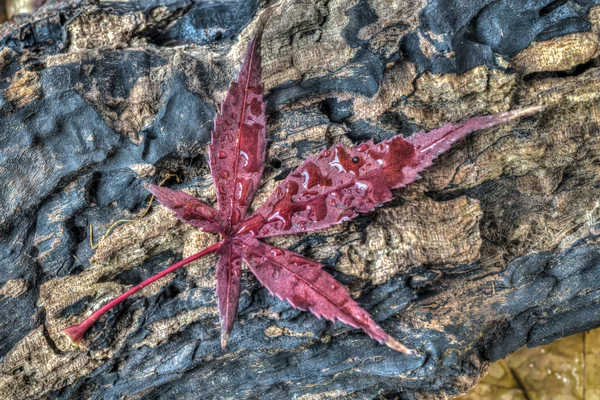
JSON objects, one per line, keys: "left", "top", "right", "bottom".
{"left": 64, "top": 23, "right": 544, "bottom": 354}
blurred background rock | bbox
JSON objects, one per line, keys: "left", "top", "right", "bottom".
{"left": 0, "top": 0, "right": 46, "bottom": 22}
{"left": 457, "top": 328, "right": 600, "bottom": 400}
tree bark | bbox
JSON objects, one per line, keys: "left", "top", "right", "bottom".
{"left": 1, "top": 0, "right": 600, "bottom": 399}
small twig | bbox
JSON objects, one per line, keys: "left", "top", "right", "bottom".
{"left": 89, "top": 173, "right": 181, "bottom": 249}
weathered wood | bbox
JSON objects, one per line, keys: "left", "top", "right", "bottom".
{"left": 1, "top": 0, "right": 600, "bottom": 399}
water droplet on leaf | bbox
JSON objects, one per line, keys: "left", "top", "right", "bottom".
{"left": 239, "top": 151, "right": 249, "bottom": 167}
{"left": 271, "top": 248, "right": 284, "bottom": 256}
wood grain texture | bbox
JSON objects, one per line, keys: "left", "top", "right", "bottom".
{"left": 0, "top": 0, "right": 600, "bottom": 399}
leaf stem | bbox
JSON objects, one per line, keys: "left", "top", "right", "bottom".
{"left": 64, "top": 240, "right": 223, "bottom": 344}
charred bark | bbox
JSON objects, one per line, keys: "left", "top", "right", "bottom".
{"left": 1, "top": 0, "right": 600, "bottom": 399}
